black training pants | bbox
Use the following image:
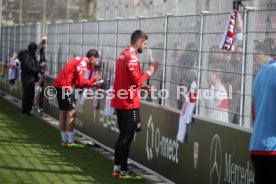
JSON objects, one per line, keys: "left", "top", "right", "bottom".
{"left": 114, "top": 109, "right": 140, "bottom": 171}
{"left": 251, "top": 154, "right": 276, "bottom": 184}
{"left": 22, "top": 81, "right": 35, "bottom": 114}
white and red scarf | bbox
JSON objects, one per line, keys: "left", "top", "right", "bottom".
{"left": 177, "top": 80, "right": 197, "bottom": 143}
{"left": 219, "top": 10, "right": 243, "bottom": 51}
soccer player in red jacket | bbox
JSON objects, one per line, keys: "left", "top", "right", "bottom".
{"left": 54, "top": 49, "right": 101, "bottom": 147}
{"left": 111, "top": 30, "right": 159, "bottom": 179}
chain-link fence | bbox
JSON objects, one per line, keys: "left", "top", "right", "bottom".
{"left": 1, "top": 23, "right": 40, "bottom": 63}
{"left": 1, "top": 9, "right": 276, "bottom": 129}
{"left": 96, "top": 0, "right": 257, "bottom": 20}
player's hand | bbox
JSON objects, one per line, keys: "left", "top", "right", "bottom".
{"left": 95, "top": 72, "right": 102, "bottom": 81}
{"left": 148, "top": 61, "right": 160, "bottom": 75}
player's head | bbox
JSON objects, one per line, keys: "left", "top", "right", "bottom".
{"left": 86, "top": 49, "right": 99, "bottom": 65}
{"left": 131, "top": 30, "right": 148, "bottom": 53}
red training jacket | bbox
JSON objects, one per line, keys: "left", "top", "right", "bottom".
{"left": 111, "top": 46, "right": 150, "bottom": 109}
{"left": 54, "top": 57, "right": 96, "bottom": 90}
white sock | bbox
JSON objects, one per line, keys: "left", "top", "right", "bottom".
{"left": 67, "top": 131, "right": 74, "bottom": 143}
{"left": 61, "top": 131, "right": 68, "bottom": 143}
{"left": 114, "top": 165, "right": 121, "bottom": 172}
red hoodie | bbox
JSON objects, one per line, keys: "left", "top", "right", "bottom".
{"left": 111, "top": 46, "right": 150, "bottom": 109}
{"left": 54, "top": 57, "right": 96, "bottom": 90}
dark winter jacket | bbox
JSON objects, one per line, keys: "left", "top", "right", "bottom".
{"left": 18, "top": 49, "right": 39, "bottom": 84}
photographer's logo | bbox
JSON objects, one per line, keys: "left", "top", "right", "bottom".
{"left": 210, "top": 134, "right": 222, "bottom": 184}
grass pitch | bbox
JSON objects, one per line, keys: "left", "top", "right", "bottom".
{"left": 0, "top": 97, "right": 150, "bottom": 184}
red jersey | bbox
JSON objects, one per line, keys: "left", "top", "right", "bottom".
{"left": 54, "top": 57, "right": 96, "bottom": 90}
{"left": 111, "top": 46, "right": 150, "bottom": 109}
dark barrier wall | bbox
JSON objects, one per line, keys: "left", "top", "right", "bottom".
{"left": 0, "top": 78, "right": 22, "bottom": 99}
{"left": 1, "top": 76, "right": 255, "bottom": 184}
{"left": 43, "top": 77, "right": 255, "bottom": 184}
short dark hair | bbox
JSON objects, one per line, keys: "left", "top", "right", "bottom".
{"left": 86, "top": 49, "right": 99, "bottom": 58}
{"left": 131, "top": 30, "right": 148, "bottom": 45}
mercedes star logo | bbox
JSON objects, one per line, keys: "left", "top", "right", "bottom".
{"left": 210, "top": 134, "right": 222, "bottom": 184}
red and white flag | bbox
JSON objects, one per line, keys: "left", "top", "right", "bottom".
{"left": 177, "top": 80, "right": 197, "bottom": 143}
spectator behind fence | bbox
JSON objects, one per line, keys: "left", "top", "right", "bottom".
{"left": 177, "top": 42, "right": 198, "bottom": 109}
{"left": 264, "top": 37, "right": 276, "bottom": 58}
{"left": 8, "top": 53, "right": 20, "bottom": 90}
{"left": 228, "top": 45, "right": 243, "bottom": 124}
{"left": 18, "top": 43, "right": 40, "bottom": 116}
{"left": 37, "top": 37, "right": 47, "bottom": 112}
{"left": 111, "top": 30, "right": 159, "bottom": 180}
{"left": 204, "top": 64, "right": 229, "bottom": 122}
{"left": 179, "top": 42, "right": 198, "bottom": 83}
{"left": 1, "top": 60, "right": 8, "bottom": 80}
{"left": 208, "top": 45, "right": 224, "bottom": 65}
{"left": 250, "top": 59, "right": 276, "bottom": 184}
{"left": 253, "top": 42, "right": 272, "bottom": 74}
{"left": 171, "top": 42, "right": 182, "bottom": 64}
{"left": 233, "top": 45, "right": 243, "bottom": 73}
{"left": 53, "top": 49, "right": 101, "bottom": 147}
{"left": 164, "top": 42, "right": 183, "bottom": 109}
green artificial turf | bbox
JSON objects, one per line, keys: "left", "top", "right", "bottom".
{"left": 0, "top": 97, "right": 150, "bottom": 184}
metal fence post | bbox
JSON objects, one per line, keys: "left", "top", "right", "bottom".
{"left": 161, "top": 15, "right": 169, "bottom": 106}
{"left": 138, "top": 16, "right": 141, "bottom": 29}
{"left": 27, "top": 24, "right": 30, "bottom": 45}
{"left": 1, "top": 27, "right": 2, "bottom": 60}
{"left": 67, "top": 21, "right": 70, "bottom": 62}
{"left": 36, "top": 23, "right": 41, "bottom": 44}
{"left": 239, "top": 9, "right": 248, "bottom": 127}
{"left": 19, "top": 24, "right": 22, "bottom": 51}
{"left": 54, "top": 22, "right": 58, "bottom": 76}
{"left": 14, "top": 25, "right": 16, "bottom": 53}
{"left": 7, "top": 26, "right": 10, "bottom": 59}
{"left": 1, "top": 27, "right": 3, "bottom": 62}
{"left": 115, "top": 0, "right": 118, "bottom": 18}
{"left": 115, "top": 19, "right": 119, "bottom": 75}
{"left": 125, "top": 0, "right": 129, "bottom": 18}
{"left": 149, "top": 1, "right": 153, "bottom": 17}
{"left": 195, "top": 12, "right": 206, "bottom": 115}
{"left": 136, "top": 1, "right": 140, "bottom": 17}
{"left": 163, "top": 0, "right": 166, "bottom": 16}
{"left": 81, "top": 20, "right": 87, "bottom": 56}
{"left": 177, "top": 0, "right": 181, "bottom": 16}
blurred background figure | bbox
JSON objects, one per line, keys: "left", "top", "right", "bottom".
{"left": 204, "top": 64, "right": 229, "bottom": 122}
{"left": 1, "top": 60, "right": 8, "bottom": 80}
{"left": 171, "top": 42, "right": 182, "bottom": 64}
{"left": 37, "top": 37, "right": 47, "bottom": 112}
{"left": 253, "top": 42, "right": 272, "bottom": 74}
{"left": 18, "top": 42, "right": 39, "bottom": 116}
{"left": 177, "top": 42, "right": 198, "bottom": 109}
{"left": 233, "top": 45, "right": 243, "bottom": 73}
{"left": 8, "top": 53, "right": 20, "bottom": 90}
{"left": 264, "top": 37, "right": 276, "bottom": 58}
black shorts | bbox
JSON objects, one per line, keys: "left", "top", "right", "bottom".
{"left": 116, "top": 109, "right": 141, "bottom": 132}
{"left": 9, "top": 79, "right": 15, "bottom": 85}
{"left": 251, "top": 154, "right": 276, "bottom": 184}
{"left": 56, "top": 87, "right": 75, "bottom": 111}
